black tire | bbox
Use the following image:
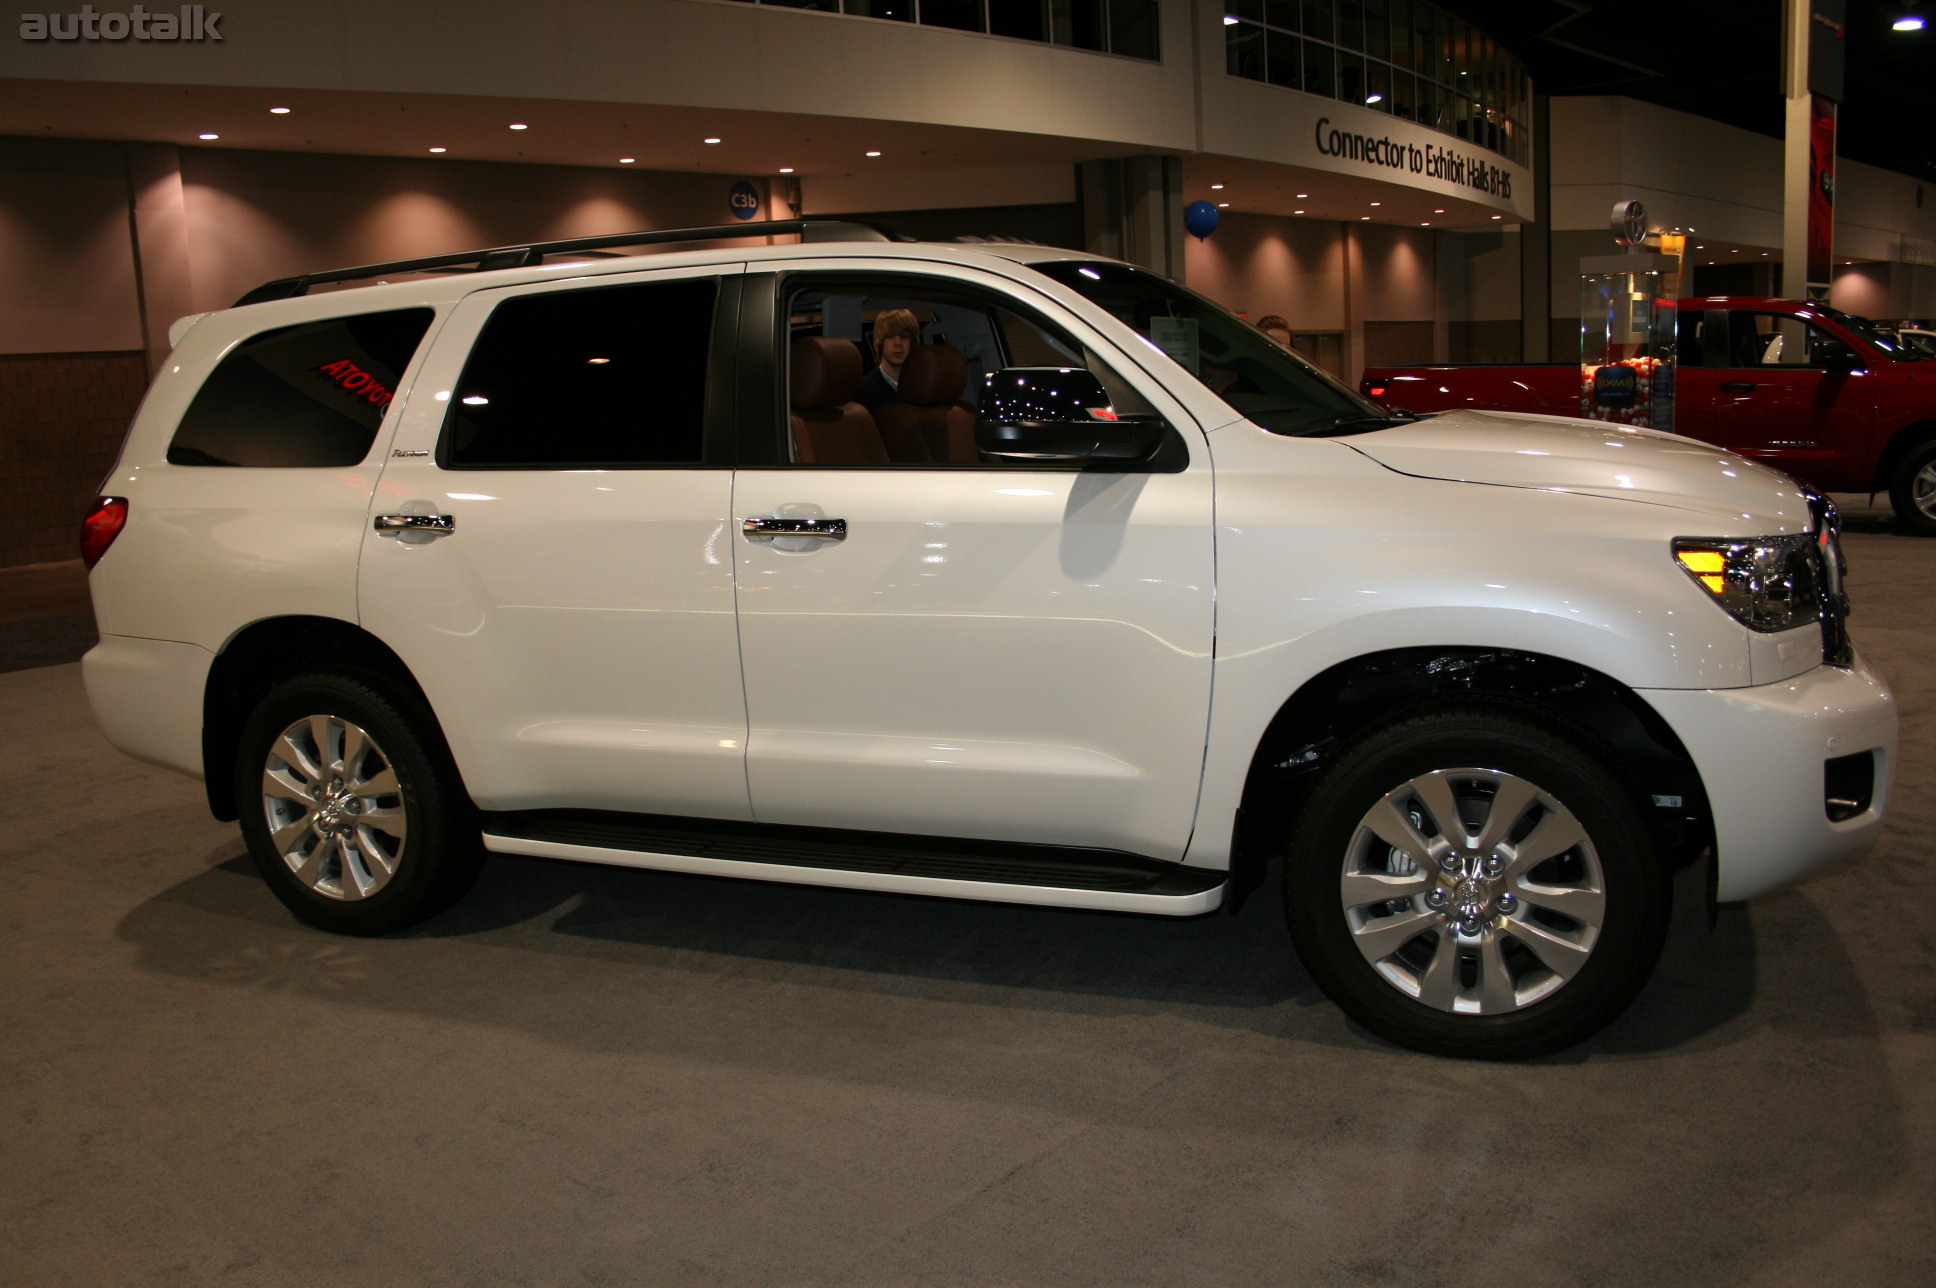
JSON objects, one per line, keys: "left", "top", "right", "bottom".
{"left": 1887, "top": 437, "right": 1936, "bottom": 535}
{"left": 1285, "top": 702, "right": 1669, "bottom": 1060}
{"left": 236, "top": 670, "right": 483, "bottom": 935}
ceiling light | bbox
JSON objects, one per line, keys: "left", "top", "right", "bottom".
{"left": 1294, "top": 209, "right": 1305, "bottom": 214}
{"left": 1491, "top": 215, "right": 1502, "bottom": 220}
{"left": 428, "top": 146, "right": 447, "bottom": 153}
{"left": 1296, "top": 193, "right": 1308, "bottom": 198}
{"left": 1433, "top": 209, "right": 1445, "bottom": 213}
{"left": 865, "top": 150, "right": 882, "bottom": 157}
{"left": 1421, "top": 222, "right": 1431, "bottom": 226}
{"left": 1211, "top": 183, "right": 1224, "bottom": 190}
{"left": 703, "top": 137, "right": 721, "bottom": 144}
{"left": 1894, "top": 15, "right": 1925, "bottom": 31}
{"left": 1222, "top": 13, "right": 1239, "bottom": 24}
{"left": 509, "top": 123, "right": 528, "bottom": 130}
{"left": 1365, "top": 94, "right": 1383, "bottom": 104}
{"left": 778, "top": 167, "right": 794, "bottom": 173}
{"left": 1361, "top": 215, "right": 1371, "bottom": 220}
{"left": 1370, "top": 201, "right": 1381, "bottom": 206}
{"left": 618, "top": 157, "right": 634, "bottom": 163}
{"left": 197, "top": 132, "right": 218, "bottom": 140}
{"left": 1218, "top": 202, "right": 1230, "bottom": 208}
{"left": 268, "top": 106, "right": 290, "bottom": 115}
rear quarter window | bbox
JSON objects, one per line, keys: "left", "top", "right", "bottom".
{"left": 167, "top": 308, "right": 434, "bottom": 467}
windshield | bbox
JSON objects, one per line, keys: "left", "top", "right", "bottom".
{"left": 1035, "top": 262, "right": 1397, "bottom": 436}
{"left": 1812, "top": 305, "right": 1926, "bottom": 361}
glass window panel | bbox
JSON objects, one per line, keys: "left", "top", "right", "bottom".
{"left": 1265, "top": 27, "right": 1300, "bottom": 86}
{"left": 1363, "top": 0, "right": 1389, "bottom": 60}
{"left": 446, "top": 281, "right": 716, "bottom": 469}
{"left": 1107, "top": 0, "right": 1159, "bottom": 59}
{"left": 922, "top": 0, "right": 985, "bottom": 31}
{"left": 987, "top": 0, "right": 1046, "bottom": 40}
{"left": 844, "top": 0, "right": 913, "bottom": 18}
{"left": 1299, "top": 0, "right": 1332, "bottom": 44}
{"left": 1366, "top": 61, "right": 1391, "bottom": 109}
{"left": 1389, "top": 0, "right": 1411, "bottom": 68}
{"left": 1335, "top": 0, "right": 1363, "bottom": 50}
{"left": 170, "top": 309, "right": 434, "bottom": 468}
{"left": 1302, "top": 38, "right": 1335, "bottom": 97}
{"left": 1338, "top": 52, "right": 1366, "bottom": 103}
{"left": 1390, "top": 68, "right": 1416, "bottom": 120}
{"left": 766, "top": 0, "right": 840, "bottom": 11}
{"left": 1052, "top": 0, "right": 1107, "bottom": 50}
{"left": 1227, "top": 20, "right": 1266, "bottom": 78}
{"left": 1229, "top": 0, "right": 1264, "bottom": 23}
{"left": 1264, "top": 0, "right": 1300, "bottom": 33}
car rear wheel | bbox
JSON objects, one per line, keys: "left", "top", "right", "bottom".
{"left": 1285, "top": 703, "right": 1670, "bottom": 1059}
{"left": 237, "top": 671, "right": 483, "bottom": 935}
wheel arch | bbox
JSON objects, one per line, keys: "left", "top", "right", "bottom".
{"left": 202, "top": 615, "right": 429, "bottom": 821}
{"left": 1224, "top": 646, "right": 1712, "bottom": 910}
{"left": 1872, "top": 418, "right": 1936, "bottom": 493}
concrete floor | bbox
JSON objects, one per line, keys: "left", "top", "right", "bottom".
{"left": 2, "top": 502, "right": 1932, "bottom": 1287}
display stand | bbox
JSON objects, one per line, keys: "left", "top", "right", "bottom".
{"left": 1578, "top": 252, "right": 1679, "bottom": 434}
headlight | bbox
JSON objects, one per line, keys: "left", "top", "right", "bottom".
{"left": 1672, "top": 534, "right": 1826, "bottom": 633}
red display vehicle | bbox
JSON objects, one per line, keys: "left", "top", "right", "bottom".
{"left": 1362, "top": 298, "right": 1936, "bottom": 531}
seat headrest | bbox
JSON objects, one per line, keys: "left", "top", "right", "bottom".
{"left": 897, "top": 344, "right": 967, "bottom": 406}
{"left": 791, "top": 336, "right": 863, "bottom": 408}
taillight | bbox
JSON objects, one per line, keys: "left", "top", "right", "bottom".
{"left": 81, "top": 497, "right": 128, "bottom": 569}
{"left": 1365, "top": 384, "right": 1389, "bottom": 398}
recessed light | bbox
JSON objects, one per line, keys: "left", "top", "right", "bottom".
{"left": 1222, "top": 14, "right": 1238, "bottom": 24}
{"left": 1211, "top": 183, "right": 1224, "bottom": 190}
{"left": 1370, "top": 202, "right": 1381, "bottom": 206}
{"left": 268, "top": 107, "right": 290, "bottom": 115}
{"left": 198, "top": 132, "right": 218, "bottom": 140}
{"left": 1433, "top": 209, "right": 1445, "bottom": 213}
{"left": 1294, "top": 209, "right": 1305, "bottom": 214}
{"left": 703, "top": 137, "right": 721, "bottom": 144}
{"left": 778, "top": 167, "right": 795, "bottom": 174}
{"left": 618, "top": 157, "right": 634, "bottom": 164}
{"left": 1296, "top": 193, "right": 1308, "bottom": 198}
{"left": 1218, "top": 202, "right": 1230, "bottom": 208}
{"left": 865, "top": 150, "right": 882, "bottom": 157}
{"left": 509, "top": 123, "right": 528, "bottom": 130}
{"left": 429, "top": 147, "right": 447, "bottom": 153}
{"left": 1491, "top": 215, "right": 1502, "bottom": 220}
{"left": 1361, "top": 215, "right": 1371, "bottom": 220}
{"left": 1365, "top": 94, "right": 1383, "bottom": 104}
{"left": 1421, "top": 222, "right": 1431, "bottom": 226}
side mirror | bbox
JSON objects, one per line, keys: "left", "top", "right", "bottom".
{"left": 974, "top": 367, "right": 1165, "bottom": 463}
{"left": 1815, "top": 340, "right": 1862, "bottom": 373}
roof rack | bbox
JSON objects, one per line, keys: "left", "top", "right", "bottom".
{"left": 232, "top": 218, "right": 915, "bottom": 307}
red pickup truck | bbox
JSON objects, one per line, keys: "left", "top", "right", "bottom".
{"left": 1360, "top": 298, "right": 1936, "bottom": 532}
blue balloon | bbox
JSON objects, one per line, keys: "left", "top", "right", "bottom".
{"left": 1184, "top": 200, "right": 1220, "bottom": 240}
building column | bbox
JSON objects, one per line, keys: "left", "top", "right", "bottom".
{"left": 123, "top": 143, "right": 196, "bottom": 372}
{"left": 1078, "top": 156, "right": 1184, "bottom": 279}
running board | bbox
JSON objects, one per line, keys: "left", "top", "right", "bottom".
{"left": 480, "top": 809, "right": 1225, "bottom": 916}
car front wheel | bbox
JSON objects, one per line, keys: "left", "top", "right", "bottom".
{"left": 1285, "top": 703, "right": 1670, "bottom": 1059}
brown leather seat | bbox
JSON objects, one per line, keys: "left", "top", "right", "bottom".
{"left": 875, "top": 343, "right": 977, "bottom": 464}
{"left": 790, "top": 336, "right": 887, "bottom": 464}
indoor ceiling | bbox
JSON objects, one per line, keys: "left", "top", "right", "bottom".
{"left": 1432, "top": 0, "right": 1935, "bottom": 184}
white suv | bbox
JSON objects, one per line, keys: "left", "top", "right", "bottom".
{"left": 80, "top": 220, "right": 1897, "bottom": 1058}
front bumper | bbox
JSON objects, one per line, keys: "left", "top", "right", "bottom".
{"left": 1641, "top": 650, "right": 1896, "bottom": 902}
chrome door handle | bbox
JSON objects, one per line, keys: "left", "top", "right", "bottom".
{"left": 374, "top": 513, "right": 455, "bottom": 535}
{"left": 742, "top": 516, "right": 847, "bottom": 541}
{"left": 1719, "top": 381, "right": 1757, "bottom": 394}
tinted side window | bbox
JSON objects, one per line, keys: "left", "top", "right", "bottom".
{"left": 444, "top": 278, "right": 716, "bottom": 469}
{"left": 168, "top": 308, "right": 433, "bottom": 467}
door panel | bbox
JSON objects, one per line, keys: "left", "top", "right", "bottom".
{"left": 731, "top": 266, "right": 1216, "bottom": 859}
{"left": 359, "top": 265, "right": 752, "bottom": 819}
{"left": 734, "top": 467, "right": 1214, "bottom": 855}
{"left": 1708, "top": 311, "right": 1876, "bottom": 488}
